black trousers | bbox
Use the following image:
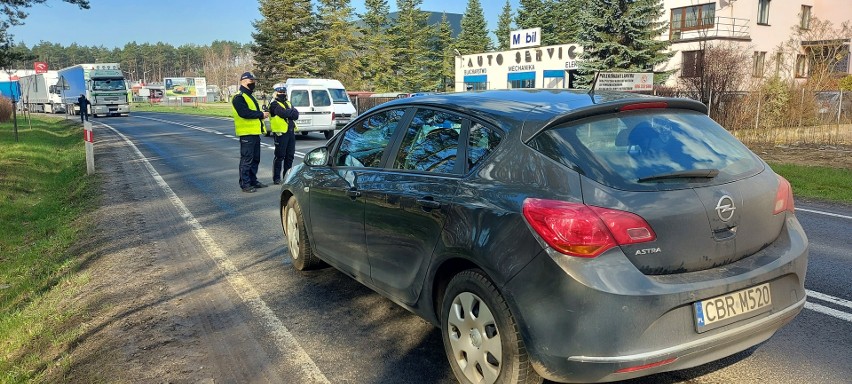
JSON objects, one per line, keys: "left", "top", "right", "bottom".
{"left": 80, "top": 106, "right": 89, "bottom": 122}
{"left": 272, "top": 132, "right": 296, "bottom": 183}
{"left": 239, "top": 135, "right": 261, "bottom": 189}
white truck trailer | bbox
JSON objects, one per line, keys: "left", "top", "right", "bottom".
{"left": 19, "top": 71, "right": 65, "bottom": 113}
{"left": 58, "top": 63, "right": 130, "bottom": 117}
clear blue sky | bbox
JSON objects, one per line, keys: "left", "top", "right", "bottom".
{"left": 11, "top": 0, "right": 520, "bottom": 48}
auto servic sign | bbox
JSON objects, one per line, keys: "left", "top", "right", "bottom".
{"left": 592, "top": 72, "right": 654, "bottom": 92}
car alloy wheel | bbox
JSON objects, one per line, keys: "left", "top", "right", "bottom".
{"left": 283, "top": 197, "right": 325, "bottom": 271}
{"left": 285, "top": 203, "right": 300, "bottom": 261}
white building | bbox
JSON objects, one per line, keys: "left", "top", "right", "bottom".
{"left": 453, "top": 1, "right": 850, "bottom": 91}
{"left": 659, "top": 0, "right": 851, "bottom": 86}
{"left": 454, "top": 43, "right": 583, "bottom": 91}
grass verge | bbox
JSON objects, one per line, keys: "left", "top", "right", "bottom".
{"left": 131, "top": 102, "right": 233, "bottom": 118}
{"left": 0, "top": 115, "right": 98, "bottom": 383}
{"left": 769, "top": 162, "right": 852, "bottom": 204}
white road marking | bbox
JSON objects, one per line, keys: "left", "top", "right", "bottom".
{"left": 807, "top": 290, "right": 852, "bottom": 310}
{"left": 99, "top": 122, "right": 331, "bottom": 383}
{"left": 796, "top": 208, "right": 852, "bottom": 220}
{"left": 132, "top": 114, "right": 306, "bottom": 157}
{"left": 805, "top": 302, "right": 852, "bottom": 322}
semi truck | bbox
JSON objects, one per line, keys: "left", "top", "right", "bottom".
{"left": 58, "top": 63, "right": 130, "bottom": 117}
{"left": 19, "top": 71, "right": 66, "bottom": 114}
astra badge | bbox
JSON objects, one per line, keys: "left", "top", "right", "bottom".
{"left": 715, "top": 195, "right": 736, "bottom": 222}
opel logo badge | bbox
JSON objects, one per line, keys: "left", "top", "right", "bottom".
{"left": 715, "top": 195, "right": 736, "bottom": 222}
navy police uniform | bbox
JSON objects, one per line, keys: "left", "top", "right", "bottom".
{"left": 269, "top": 85, "right": 299, "bottom": 184}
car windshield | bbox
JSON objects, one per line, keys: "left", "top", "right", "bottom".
{"left": 328, "top": 88, "right": 349, "bottom": 103}
{"left": 531, "top": 110, "right": 762, "bottom": 191}
{"left": 92, "top": 78, "right": 127, "bottom": 91}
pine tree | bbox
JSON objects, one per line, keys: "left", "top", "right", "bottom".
{"left": 495, "top": 0, "right": 513, "bottom": 50}
{"left": 388, "top": 0, "right": 432, "bottom": 91}
{"left": 515, "top": 0, "right": 547, "bottom": 31}
{"left": 576, "top": 0, "right": 672, "bottom": 88}
{"left": 316, "top": 0, "right": 364, "bottom": 89}
{"left": 428, "top": 13, "right": 455, "bottom": 91}
{"left": 547, "top": 0, "right": 581, "bottom": 45}
{"left": 251, "top": 0, "right": 316, "bottom": 92}
{"left": 359, "top": 0, "right": 396, "bottom": 91}
{"left": 455, "top": 0, "right": 492, "bottom": 55}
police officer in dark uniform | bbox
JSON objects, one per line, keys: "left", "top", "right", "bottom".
{"left": 232, "top": 72, "right": 270, "bottom": 193}
{"left": 268, "top": 85, "right": 299, "bottom": 184}
{"left": 77, "top": 94, "right": 90, "bottom": 122}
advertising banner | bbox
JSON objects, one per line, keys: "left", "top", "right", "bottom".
{"left": 592, "top": 72, "right": 654, "bottom": 92}
{"left": 164, "top": 77, "right": 207, "bottom": 98}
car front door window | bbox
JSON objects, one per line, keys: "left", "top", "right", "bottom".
{"left": 336, "top": 109, "right": 407, "bottom": 168}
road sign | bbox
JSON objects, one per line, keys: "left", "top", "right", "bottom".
{"left": 593, "top": 72, "right": 654, "bottom": 92}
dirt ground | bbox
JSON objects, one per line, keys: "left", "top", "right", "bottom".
{"left": 42, "top": 129, "right": 850, "bottom": 383}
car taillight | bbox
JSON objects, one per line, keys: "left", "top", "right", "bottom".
{"left": 332, "top": 112, "right": 336, "bottom": 121}
{"left": 773, "top": 175, "right": 795, "bottom": 215}
{"left": 619, "top": 102, "right": 668, "bottom": 111}
{"left": 522, "top": 198, "right": 656, "bottom": 258}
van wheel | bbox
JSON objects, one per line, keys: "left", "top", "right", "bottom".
{"left": 441, "top": 269, "right": 542, "bottom": 384}
{"left": 324, "top": 130, "right": 334, "bottom": 140}
{"left": 301, "top": 131, "right": 309, "bottom": 136}
{"left": 283, "top": 197, "right": 325, "bottom": 271}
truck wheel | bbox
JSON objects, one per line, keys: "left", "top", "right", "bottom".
{"left": 301, "top": 132, "right": 309, "bottom": 136}
{"left": 324, "top": 130, "right": 334, "bottom": 140}
{"left": 441, "top": 269, "right": 542, "bottom": 384}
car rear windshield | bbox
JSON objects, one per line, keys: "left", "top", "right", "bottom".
{"left": 529, "top": 110, "right": 763, "bottom": 191}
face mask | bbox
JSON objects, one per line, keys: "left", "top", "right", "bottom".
{"left": 276, "top": 93, "right": 287, "bottom": 101}
{"left": 246, "top": 82, "right": 256, "bottom": 91}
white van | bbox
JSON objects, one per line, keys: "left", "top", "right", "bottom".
{"left": 286, "top": 84, "right": 336, "bottom": 139}
{"left": 285, "top": 78, "right": 357, "bottom": 128}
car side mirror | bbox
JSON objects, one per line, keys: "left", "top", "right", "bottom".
{"left": 304, "top": 147, "right": 329, "bottom": 166}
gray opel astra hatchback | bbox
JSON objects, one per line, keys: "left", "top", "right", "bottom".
{"left": 279, "top": 90, "right": 808, "bottom": 384}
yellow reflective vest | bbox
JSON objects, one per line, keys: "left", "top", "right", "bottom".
{"left": 269, "top": 100, "right": 298, "bottom": 134}
{"left": 232, "top": 93, "right": 264, "bottom": 136}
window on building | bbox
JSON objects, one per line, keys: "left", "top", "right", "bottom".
{"left": 757, "top": 0, "right": 771, "bottom": 25}
{"left": 681, "top": 50, "right": 704, "bottom": 78}
{"left": 775, "top": 52, "right": 783, "bottom": 76}
{"left": 795, "top": 54, "right": 808, "bottom": 78}
{"left": 800, "top": 5, "right": 812, "bottom": 30}
{"left": 753, "top": 51, "right": 766, "bottom": 77}
{"left": 670, "top": 3, "right": 715, "bottom": 39}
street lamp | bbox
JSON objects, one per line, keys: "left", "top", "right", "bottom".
{"left": 143, "top": 70, "right": 151, "bottom": 85}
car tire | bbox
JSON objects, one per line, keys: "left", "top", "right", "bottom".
{"left": 441, "top": 269, "right": 542, "bottom": 384}
{"left": 301, "top": 131, "right": 309, "bottom": 136}
{"left": 283, "top": 197, "right": 325, "bottom": 271}
{"left": 324, "top": 130, "right": 334, "bottom": 140}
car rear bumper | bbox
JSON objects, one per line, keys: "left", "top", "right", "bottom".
{"left": 503, "top": 216, "right": 808, "bottom": 383}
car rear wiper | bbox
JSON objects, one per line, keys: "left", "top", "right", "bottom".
{"left": 638, "top": 169, "right": 720, "bottom": 183}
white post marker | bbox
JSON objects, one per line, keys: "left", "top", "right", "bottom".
{"left": 84, "top": 121, "right": 94, "bottom": 175}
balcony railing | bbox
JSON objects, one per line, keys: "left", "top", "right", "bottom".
{"left": 670, "top": 16, "right": 751, "bottom": 42}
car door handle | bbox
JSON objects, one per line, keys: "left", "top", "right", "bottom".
{"left": 416, "top": 198, "right": 441, "bottom": 209}
{"left": 346, "top": 189, "right": 361, "bottom": 199}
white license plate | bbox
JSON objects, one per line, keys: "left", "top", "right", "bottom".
{"left": 693, "top": 283, "right": 772, "bottom": 332}
{"left": 296, "top": 119, "right": 311, "bottom": 125}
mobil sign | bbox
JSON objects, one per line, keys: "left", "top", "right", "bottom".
{"left": 510, "top": 28, "right": 541, "bottom": 49}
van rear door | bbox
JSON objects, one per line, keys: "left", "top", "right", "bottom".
{"left": 289, "top": 86, "right": 334, "bottom": 133}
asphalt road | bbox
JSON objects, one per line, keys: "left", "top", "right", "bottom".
{"left": 92, "top": 112, "right": 851, "bottom": 384}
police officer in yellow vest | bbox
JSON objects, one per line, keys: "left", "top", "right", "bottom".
{"left": 269, "top": 85, "right": 299, "bottom": 184}
{"left": 232, "top": 72, "right": 270, "bottom": 193}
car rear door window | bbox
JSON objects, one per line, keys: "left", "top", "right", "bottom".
{"left": 336, "top": 108, "right": 407, "bottom": 168}
{"left": 531, "top": 110, "right": 762, "bottom": 190}
{"left": 392, "top": 109, "right": 463, "bottom": 174}
{"left": 466, "top": 122, "right": 502, "bottom": 171}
